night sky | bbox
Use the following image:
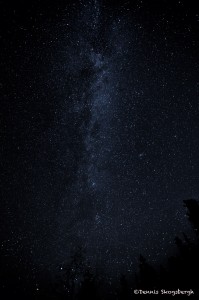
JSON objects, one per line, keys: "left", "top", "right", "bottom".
{"left": 1, "top": 0, "right": 199, "bottom": 289}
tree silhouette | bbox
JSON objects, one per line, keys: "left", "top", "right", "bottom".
{"left": 136, "top": 255, "right": 158, "bottom": 289}
{"left": 184, "top": 199, "right": 199, "bottom": 236}
{"left": 118, "top": 275, "right": 130, "bottom": 300}
{"left": 77, "top": 269, "right": 99, "bottom": 300}
{"left": 55, "top": 246, "right": 99, "bottom": 300}
{"left": 135, "top": 199, "right": 199, "bottom": 296}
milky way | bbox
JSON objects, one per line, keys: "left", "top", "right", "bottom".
{"left": 54, "top": 2, "right": 132, "bottom": 273}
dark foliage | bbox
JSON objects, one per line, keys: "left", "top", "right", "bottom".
{"left": 1, "top": 200, "right": 199, "bottom": 298}
{"left": 134, "top": 199, "right": 199, "bottom": 297}
{"left": 52, "top": 199, "right": 199, "bottom": 299}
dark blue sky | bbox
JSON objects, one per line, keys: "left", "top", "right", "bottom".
{"left": 1, "top": 0, "right": 199, "bottom": 286}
